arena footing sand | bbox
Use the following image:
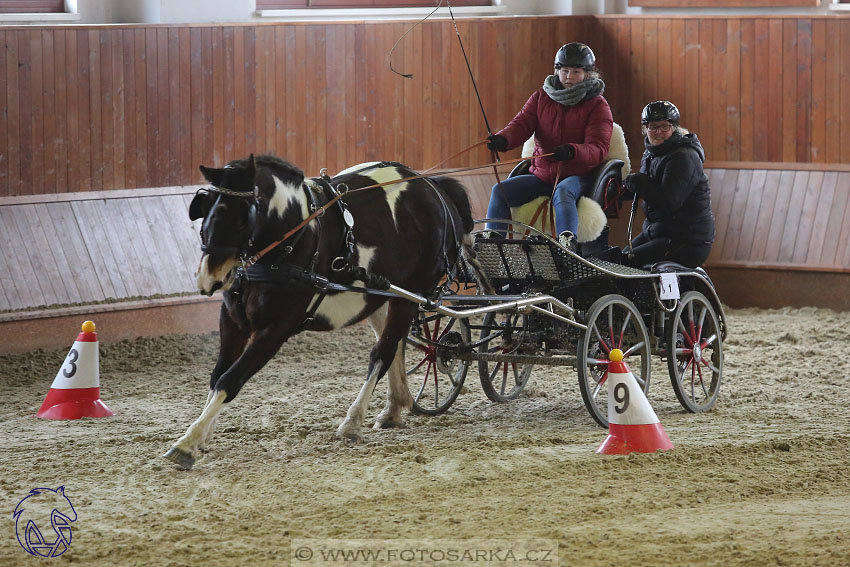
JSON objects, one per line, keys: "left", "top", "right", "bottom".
{"left": 2, "top": 307, "right": 849, "bottom": 566}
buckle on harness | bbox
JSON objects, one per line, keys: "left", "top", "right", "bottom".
{"left": 311, "top": 274, "right": 330, "bottom": 290}
{"left": 331, "top": 256, "right": 348, "bottom": 272}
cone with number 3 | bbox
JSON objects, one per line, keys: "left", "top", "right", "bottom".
{"left": 37, "top": 321, "right": 114, "bottom": 420}
{"left": 596, "top": 348, "right": 672, "bottom": 454}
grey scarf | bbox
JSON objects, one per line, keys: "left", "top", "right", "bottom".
{"left": 543, "top": 75, "right": 605, "bottom": 107}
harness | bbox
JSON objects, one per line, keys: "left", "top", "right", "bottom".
{"left": 231, "top": 173, "right": 360, "bottom": 329}
{"left": 200, "top": 165, "right": 464, "bottom": 330}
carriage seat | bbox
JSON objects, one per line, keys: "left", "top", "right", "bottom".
{"left": 507, "top": 122, "right": 630, "bottom": 245}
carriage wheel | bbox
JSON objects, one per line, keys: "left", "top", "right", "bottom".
{"left": 478, "top": 312, "right": 534, "bottom": 402}
{"left": 404, "top": 313, "right": 470, "bottom": 415}
{"left": 577, "top": 294, "right": 651, "bottom": 428}
{"left": 666, "top": 291, "right": 723, "bottom": 413}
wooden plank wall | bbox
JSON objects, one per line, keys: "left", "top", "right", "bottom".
{"left": 463, "top": 162, "right": 850, "bottom": 273}
{"left": 1, "top": 15, "right": 849, "bottom": 198}
{"left": 705, "top": 165, "right": 850, "bottom": 271}
{"left": 0, "top": 188, "right": 202, "bottom": 312}
{"left": 1, "top": 165, "right": 845, "bottom": 314}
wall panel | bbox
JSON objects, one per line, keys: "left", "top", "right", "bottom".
{"left": 1, "top": 16, "right": 849, "bottom": 197}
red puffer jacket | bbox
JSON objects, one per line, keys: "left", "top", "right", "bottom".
{"left": 497, "top": 88, "right": 613, "bottom": 186}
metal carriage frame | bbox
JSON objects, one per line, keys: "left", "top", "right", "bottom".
{"left": 396, "top": 220, "right": 727, "bottom": 428}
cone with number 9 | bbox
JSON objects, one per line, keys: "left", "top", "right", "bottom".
{"left": 36, "top": 321, "right": 114, "bottom": 420}
{"left": 595, "top": 349, "right": 672, "bottom": 454}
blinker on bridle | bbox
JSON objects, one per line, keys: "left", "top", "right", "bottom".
{"left": 196, "top": 184, "right": 260, "bottom": 257}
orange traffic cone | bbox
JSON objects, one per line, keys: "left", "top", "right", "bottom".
{"left": 36, "top": 321, "right": 114, "bottom": 420}
{"left": 596, "top": 348, "right": 672, "bottom": 455}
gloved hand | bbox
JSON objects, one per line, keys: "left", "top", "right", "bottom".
{"left": 486, "top": 134, "right": 508, "bottom": 152}
{"left": 624, "top": 173, "right": 649, "bottom": 199}
{"left": 552, "top": 144, "right": 575, "bottom": 162}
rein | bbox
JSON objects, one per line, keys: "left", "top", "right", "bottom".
{"left": 247, "top": 151, "right": 546, "bottom": 265}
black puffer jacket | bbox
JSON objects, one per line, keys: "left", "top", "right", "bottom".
{"left": 628, "top": 131, "right": 715, "bottom": 244}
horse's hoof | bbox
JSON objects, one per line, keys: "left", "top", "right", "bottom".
{"left": 335, "top": 429, "right": 364, "bottom": 445}
{"left": 373, "top": 417, "right": 405, "bottom": 430}
{"left": 345, "top": 434, "right": 364, "bottom": 445}
{"left": 163, "top": 447, "right": 196, "bottom": 470}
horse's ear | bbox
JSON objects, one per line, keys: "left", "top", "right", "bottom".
{"left": 199, "top": 165, "right": 224, "bottom": 187}
{"left": 189, "top": 191, "right": 208, "bottom": 221}
{"left": 247, "top": 154, "right": 257, "bottom": 178}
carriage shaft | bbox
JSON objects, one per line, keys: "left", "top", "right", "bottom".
{"left": 388, "top": 285, "right": 586, "bottom": 331}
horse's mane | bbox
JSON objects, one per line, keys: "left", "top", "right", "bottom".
{"left": 227, "top": 154, "right": 304, "bottom": 184}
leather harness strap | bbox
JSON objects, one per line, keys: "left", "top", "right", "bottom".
{"left": 247, "top": 149, "right": 542, "bottom": 265}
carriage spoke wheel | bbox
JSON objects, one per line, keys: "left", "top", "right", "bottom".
{"left": 578, "top": 294, "right": 651, "bottom": 428}
{"left": 404, "top": 313, "right": 470, "bottom": 415}
{"left": 478, "top": 312, "right": 534, "bottom": 402}
{"left": 667, "top": 291, "right": 723, "bottom": 413}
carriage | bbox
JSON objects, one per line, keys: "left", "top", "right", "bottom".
{"left": 165, "top": 151, "right": 726, "bottom": 469}
{"left": 401, "top": 155, "right": 727, "bottom": 428}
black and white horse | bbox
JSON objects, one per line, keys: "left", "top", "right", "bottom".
{"left": 164, "top": 155, "right": 488, "bottom": 469}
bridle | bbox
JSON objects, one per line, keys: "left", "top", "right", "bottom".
{"left": 194, "top": 184, "right": 261, "bottom": 258}
{"left": 194, "top": 177, "right": 330, "bottom": 268}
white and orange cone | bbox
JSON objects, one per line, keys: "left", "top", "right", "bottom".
{"left": 595, "top": 348, "right": 672, "bottom": 455}
{"left": 36, "top": 321, "right": 114, "bottom": 420}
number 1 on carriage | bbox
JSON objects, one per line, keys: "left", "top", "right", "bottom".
{"left": 659, "top": 273, "right": 680, "bottom": 300}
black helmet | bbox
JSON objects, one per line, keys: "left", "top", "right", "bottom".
{"left": 554, "top": 43, "right": 595, "bottom": 71}
{"left": 641, "top": 101, "right": 680, "bottom": 125}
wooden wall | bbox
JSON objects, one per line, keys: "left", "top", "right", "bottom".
{"left": 597, "top": 16, "right": 850, "bottom": 166}
{"left": 1, "top": 15, "right": 849, "bottom": 198}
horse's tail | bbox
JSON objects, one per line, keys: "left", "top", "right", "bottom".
{"left": 459, "top": 233, "right": 496, "bottom": 295}
{"left": 431, "top": 176, "right": 474, "bottom": 233}
{"left": 432, "top": 176, "right": 495, "bottom": 295}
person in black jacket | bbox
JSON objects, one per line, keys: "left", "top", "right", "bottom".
{"left": 622, "top": 101, "right": 715, "bottom": 268}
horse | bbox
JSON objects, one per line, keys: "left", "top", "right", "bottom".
{"left": 163, "top": 154, "right": 490, "bottom": 469}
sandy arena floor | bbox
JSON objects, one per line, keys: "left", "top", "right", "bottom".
{"left": 2, "top": 306, "right": 850, "bottom": 566}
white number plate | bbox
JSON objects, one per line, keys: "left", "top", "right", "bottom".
{"left": 659, "top": 273, "right": 680, "bottom": 300}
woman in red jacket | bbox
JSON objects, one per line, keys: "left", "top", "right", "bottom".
{"left": 485, "top": 42, "right": 613, "bottom": 252}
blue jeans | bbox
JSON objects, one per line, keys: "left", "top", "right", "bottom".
{"left": 485, "top": 174, "right": 592, "bottom": 236}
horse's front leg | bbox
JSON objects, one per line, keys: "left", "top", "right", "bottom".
{"left": 164, "top": 326, "right": 287, "bottom": 470}
{"left": 199, "top": 309, "right": 249, "bottom": 454}
{"left": 337, "top": 301, "right": 415, "bottom": 441}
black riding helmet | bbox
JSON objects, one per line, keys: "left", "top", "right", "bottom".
{"left": 641, "top": 101, "right": 680, "bottom": 125}
{"left": 554, "top": 43, "right": 595, "bottom": 70}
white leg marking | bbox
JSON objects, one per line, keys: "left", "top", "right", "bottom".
{"left": 336, "top": 363, "right": 384, "bottom": 442}
{"left": 172, "top": 390, "right": 227, "bottom": 459}
{"left": 335, "top": 307, "right": 388, "bottom": 440}
{"left": 199, "top": 389, "right": 219, "bottom": 451}
{"left": 374, "top": 340, "right": 412, "bottom": 430}
{"left": 366, "top": 304, "right": 388, "bottom": 342}
{"left": 367, "top": 306, "right": 410, "bottom": 429}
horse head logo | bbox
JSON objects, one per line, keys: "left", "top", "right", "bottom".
{"left": 13, "top": 486, "right": 77, "bottom": 557}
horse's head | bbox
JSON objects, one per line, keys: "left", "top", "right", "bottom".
{"left": 190, "top": 154, "right": 305, "bottom": 295}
